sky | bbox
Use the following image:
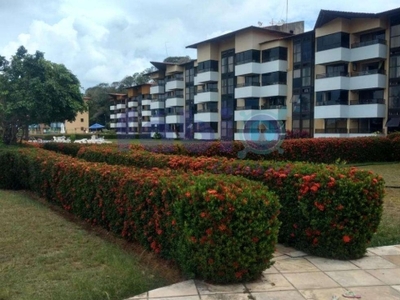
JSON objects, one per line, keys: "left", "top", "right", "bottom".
{"left": 1, "top": 0, "right": 399, "bottom": 91}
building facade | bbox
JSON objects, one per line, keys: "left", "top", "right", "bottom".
{"left": 109, "top": 7, "right": 400, "bottom": 139}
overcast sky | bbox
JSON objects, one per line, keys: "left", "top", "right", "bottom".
{"left": 1, "top": 0, "right": 399, "bottom": 90}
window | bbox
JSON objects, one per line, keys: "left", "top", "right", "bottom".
{"left": 221, "top": 121, "right": 234, "bottom": 140}
{"left": 390, "top": 55, "right": 400, "bottom": 79}
{"left": 235, "top": 50, "right": 260, "bottom": 65}
{"left": 262, "top": 47, "right": 287, "bottom": 62}
{"left": 389, "top": 85, "right": 400, "bottom": 109}
{"left": 316, "top": 90, "right": 348, "bottom": 106}
{"left": 185, "top": 66, "right": 195, "bottom": 83}
{"left": 80, "top": 118, "right": 84, "bottom": 122}
{"left": 244, "top": 75, "right": 260, "bottom": 86}
{"left": 317, "top": 32, "right": 350, "bottom": 51}
{"left": 391, "top": 24, "right": 400, "bottom": 49}
{"left": 185, "top": 86, "right": 194, "bottom": 100}
{"left": 262, "top": 72, "right": 287, "bottom": 86}
{"left": 325, "top": 119, "right": 347, "bottom": 133}
{"left": 326, "top": 64, "right": 348, "bottom": 77}
{"left": 228, "top": 78, "right": 234, "bottom": 94}
{"left": 293, "top": 42, "right": 301, "bottom": 63}
{"left": 197, "top": 60, "right": 218, "bottom": 73}
{"left": 302, "top": 67, "right": 311, "bottom": 87}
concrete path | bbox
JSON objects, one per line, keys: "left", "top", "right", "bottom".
{"left": 127, "top": 244, "right": 400, "bottom": 300}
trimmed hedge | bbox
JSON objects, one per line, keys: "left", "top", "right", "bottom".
{"left": 72, "top": 145, "right": 385, "bottom": 259}
{"left": 130, "top": 137, "right": 398, "bottom": 163}
{"left": 0, "top": 148, "right": 280, "bottom": 283}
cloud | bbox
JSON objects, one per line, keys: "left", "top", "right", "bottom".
{"left": 1, "top": 0, "right": 400, "bottom": 90}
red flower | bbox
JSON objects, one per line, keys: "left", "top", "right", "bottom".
{"left": 343, "top": 235, "right": 351, "bottom": 243}
{"left": 185, "top": 192, "right": 191, "bottom": 198}
{"left": 252, "top": 237, "right": 259, "bottom": 243}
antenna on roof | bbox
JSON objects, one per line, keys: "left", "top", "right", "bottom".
{"left": 258, "top": 21, "right": 263, "bottom": 27}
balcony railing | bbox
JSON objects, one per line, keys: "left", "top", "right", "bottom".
{"left": 349, "top": 128, "right": 381, "bottom": 134}
{"left": 236, "top": 105, "right": 287, "bottom": 110}
{"left": 197, "top": 68, "right": 218, "bottom": 73}
{"left": 316, "top": 100, "right": 348, "bottom": 106}
{"left": 235, "top": 128, "right": 282, "bottom": 133}
{"left": 166, "top": 94, "right": 184, "bottom": 99}
{"left": 351, "top": 39, "right": 386, "bottom": 49}
{"left": 197, "top": 88, "right": 218, "bottom": 93}
{"left": 351, "top": 69, "right": 386, "bottom": 77}
{"left": 196, "top": 108, "right": 218, "bottom": 113}
{"left": 165, "top": 111, "right": 184, "bottom": 116}
{"left": 166, "top": 75, "right": 184, "bottom": 82}
{"left": 236, "top": 82, "right": 260, "bottom": 87}
{"left": 350, "top": 98, "right": 385, "bottom": 105}
{"left": 262, "top": 81, "right": 287, "bottom": 86}
{"left": 315, "top": 128, "right": 347, "bottom": 134}
{"left": 316, "top": 71, "right": 348, "bottom": 79}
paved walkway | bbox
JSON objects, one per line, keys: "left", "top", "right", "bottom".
{"left": 127, "top": 244, "right": 400, "bottom": 300}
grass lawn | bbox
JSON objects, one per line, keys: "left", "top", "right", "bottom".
{"left": 0, "top": 190, "right": 182, "bottom": 300}
{"left": 354, "top": 163, "right": 400, "bottom": 247}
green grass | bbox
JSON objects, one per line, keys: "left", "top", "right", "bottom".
{"left": 0, "top": 190, "right": 181, "bottom": 300}
{"left": 354, "top": 163, "right": 400, "bottom": 247}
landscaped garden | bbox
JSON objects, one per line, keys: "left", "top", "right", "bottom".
{"left": 0, "top": 134, "right": 399, "bottom": 298}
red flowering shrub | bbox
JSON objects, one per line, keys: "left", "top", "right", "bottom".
{"left": 130, "top": 137, "right": 395, "bottom": 163}
{"left": 0, "top": 147, "right": 280, "bottom": 283}
{"left": 70, "top": 146, "right": 385, "bottom": 259}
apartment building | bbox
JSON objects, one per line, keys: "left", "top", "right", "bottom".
{"left": 109, "top": 7, "right": 400, "bottom": 140}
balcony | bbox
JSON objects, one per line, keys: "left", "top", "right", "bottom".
{"left": 194, "top": 109, "right": 219, "bottom": 122}
{"left": 314, "top": 128, "right": 348, "bottom": 138}
{"left": 166, "top": 115, "right": 184, "bottom": 124}
{"left": 127, "top": 111, "right": 138, "bottom": 117}
{"left": 165, "top": 80, "right": 184, "bottom": 91}
{"left": 110, "top": 123, "right": 116, "bottom": 128}
{"left": 260, "top": 84, "right": 287, "bottom": 97}
{"left": 315, "top": 104, "right": 348, "bottom": 119}
{"left": 150, "top": 101, "right": 164, "bottom": 109}
{"left": 351, "top": 39, "right": 387, "bottom": 62}
{"left": 142, "top": 99, "right": 151, "bottom": 106}
{"left": 110, "top": 114, "right": 116, "bottom": 119}
{"left": 234, "top": 132, "right": 284, "bottom": 142}
{"left": 194, "top": 71, "right": 219, "bottom": 85}
{"left": 142, "top": 121, "right": 152, "bottom": 128}
{"left": 128, "top": 101, "right": 138, "bottom": 108}
{"left": 116, "top": 113, "right": 125, "bottom": 118}
{"left": 234, "top": 106, "right": 287, "bottom": 121}
{"left": 128, "top": 122, "right": 138, "bottom": 127}
{"left": 315, "top": 72, "right": 350, "bottom": 92}
{"left": 235, "top": 63, "right": 261, "bottom": 76}
{"left": 194, "top": 132, "right": 219, "bottom": 140}
{"left": 260, "top": 60, "right": 287, "bottom": 73}
{"left": 166, "top": 132, "right": 185, "bottom": 139}
{"left": 315, "top": 47, "right": 351, "bottom": 65}
{"left": 150, "top": 85, "right": 165, "bottom": 94}
{"left": 194, "top": 89, "right": 219, "bottom": 104}
{"left": 110, "top": 105, "right": 116, "bottom": 110}
{"left": 166, "top": 97, "right": 184, "bottom": 107}
{"left": 116, "top": 104, "right": 126, "bottom": 109}
{"left": 234, "top": 83, "right": 261, "bottom": 98}
{"left": 348, "top": 99, "right": 386, "bottom": 118}
{"left": 150, "top": 116, "right": 165, "bottom": 124}
{"left": 142, "top": 110, "right": 152, "bottom": 117}
{"left": 116, "top": 122, "right": 127, "bottom": 128}
{"left": 350, "top": 69, "right": 386, "bottom": 90}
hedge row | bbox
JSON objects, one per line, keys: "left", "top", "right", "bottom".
{"left": 0, "top": 147, "right": 280, "bottom": 283}
{"left": 130, "top": 137, "right": 398, "bottom": 163}
{"left": 71, "top": 145, "right": 385, "bottom": 259}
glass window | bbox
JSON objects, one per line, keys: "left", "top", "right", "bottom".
{"left": 235, "top": 50, "right": 260, "bottom": 65}
{"left": 197, "top": 60, "right": 218, "bottom": 73}
{"left": 390, "top": 55, "right": 400, "bottom": 78}
{"left": 262, "top": 47, "right": 287, "bottom": 62}
{"left": 317, "top": 32, "right": 350, "bottom": 51}
{"left": 262, "top": 72, "right": 287, "bottom": 86}
{"left": 293, "top": 43, "right": 301, "bottom": 63}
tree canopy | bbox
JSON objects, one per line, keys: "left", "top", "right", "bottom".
{"left": 0, "top": 46, "right": 86, "bottom": 144}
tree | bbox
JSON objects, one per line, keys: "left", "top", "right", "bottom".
{"left": 0, "top": 46, "right": 86, "bottom": 145}
{"left": 85, "top": 67, "right": 156, "bottom": 125}
{"left": 163, "top": 56, "right": 191, "bottom": 64}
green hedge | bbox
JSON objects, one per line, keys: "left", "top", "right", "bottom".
{"left": 0, "top": 148, "right": 280, "bottom": 283}
{"left": 71, "top": 145, "right": 385, "bottom": 259}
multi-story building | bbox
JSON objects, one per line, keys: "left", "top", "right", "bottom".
{"left": 109, "top": 7, "right": 400, "bottom": 140}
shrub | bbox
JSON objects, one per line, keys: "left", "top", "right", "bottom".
{"left": 285, "top": 130, "right": 310, "bottom": 139}
{"left": 0, "top": 148, "right": 280, "bottom": 283}
{"left": 391, "top": 136, "right": 400, "bottom": 161}
{"left": 130, "top": 137, "right": 395, "bottom": 163}
{"left": 71, "top": 146, "right": 385, "bottom": 259}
